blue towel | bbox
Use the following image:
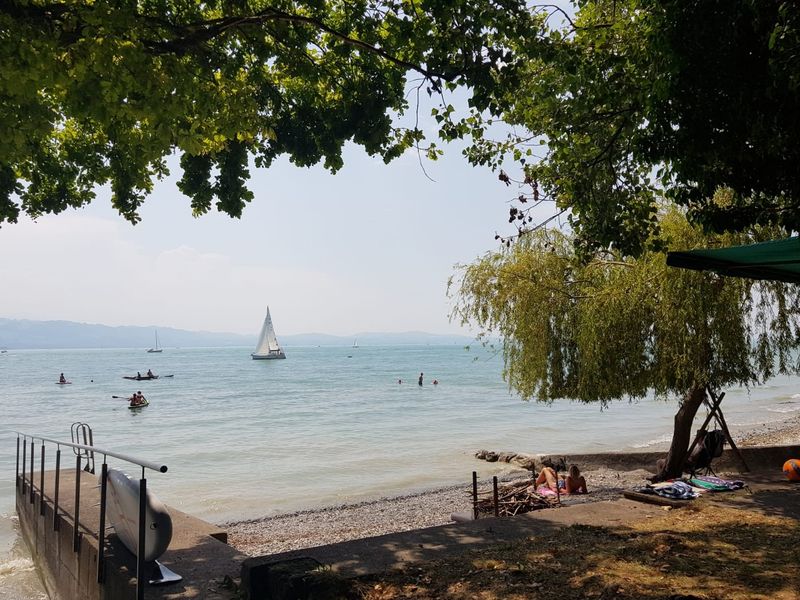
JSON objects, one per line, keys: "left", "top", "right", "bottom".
{"left": 648, "top": 481, "right": 699, "bottom": 500}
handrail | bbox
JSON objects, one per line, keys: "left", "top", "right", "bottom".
{"left": 13, "top": 432, "right": 167, "bottom": 473}
{"left": 14, "top": 429, "right": 167, "bottom": 600}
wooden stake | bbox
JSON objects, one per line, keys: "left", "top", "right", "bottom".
{"left": 706, "top": 386, "right": 750, "bottom": 472}
{"left": 472, "top": 471, "right": 478, "bottom": 520}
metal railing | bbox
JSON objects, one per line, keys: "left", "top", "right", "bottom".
{"left": 14, "top": 431, "right": 168, "bottom": 600}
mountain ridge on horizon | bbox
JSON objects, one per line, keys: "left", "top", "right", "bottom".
{"left": 0, "top": 317, "right": 476, "bottom": 349}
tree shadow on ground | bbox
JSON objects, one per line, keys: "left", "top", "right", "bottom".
{"left": 354, "top": 503, "right": 800, "bottom": 600}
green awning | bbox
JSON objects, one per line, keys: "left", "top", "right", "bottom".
{"left": 666, "top": 237, "right": 800, "bottom": 284}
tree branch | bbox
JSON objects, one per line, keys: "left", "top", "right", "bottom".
{"left": 145, "top": 8, "right": 448, "bottom": 82}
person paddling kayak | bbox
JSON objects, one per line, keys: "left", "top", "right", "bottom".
{"left": 129, "top": 391, "right": 147, "bottom": 407}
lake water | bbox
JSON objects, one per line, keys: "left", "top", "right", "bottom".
{"left": 2, "top": 345, "right": 800, "bottom": 598}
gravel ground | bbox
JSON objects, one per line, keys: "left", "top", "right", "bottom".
{"left": 225, "top": 417, "right": 800, "bottom": 557}
{"left": 737, "top": 413, "right": 800, "bottom": 447}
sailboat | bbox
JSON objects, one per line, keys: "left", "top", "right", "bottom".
{"left": 147, "top": 330, "right": 163, "bottom": 353}
{"left": 353, "top": 338, "right": 359, "bottom": 349}
{"left": 251, "top": 307, "right": 286, "bottom": 360}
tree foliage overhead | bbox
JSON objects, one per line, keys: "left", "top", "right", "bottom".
{"left": 450, "top": 206, "right": 800, "bottom": 407}
{"left": 0, "top": 0, "right": 537, "bottom": 225}
{"left": 444, "top": 0, "right": 800, "bottom": 256}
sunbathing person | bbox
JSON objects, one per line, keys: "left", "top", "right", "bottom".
{"left": 535, "top": 465, "right": 588, "bottom": 495}
{"left": 535, "top": 466, "right": 561, "bottom": 493}
{"left": 564, "top": 464, "right": 588, "bottom": 494}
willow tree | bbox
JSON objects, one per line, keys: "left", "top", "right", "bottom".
{"left": 450, "top": 207, "right": 800, "bottom": 479}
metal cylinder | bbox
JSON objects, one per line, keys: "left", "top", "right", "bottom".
{"left": 21, "top": 438, "right": 26, "bottom": 494}
{"left": 97, "top": 462, "right": 108, "bottom": 583}
{"left": 53, "top": 449, "right": 61, "bottom": 531}
{"left": 137, "top": 477, "right": 147, "bottom": 600}
{"left": 29, "top": 440, "right": 35, "bottom": 504}
{"left": 39, "top": 445, "right": 45, "bottom": 516}
{"left": 73, "top": 455, "right": 81, "bottom": 552}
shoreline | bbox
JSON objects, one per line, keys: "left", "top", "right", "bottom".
{"left": 226, "top": 414, "right": 800, "bottom": 557}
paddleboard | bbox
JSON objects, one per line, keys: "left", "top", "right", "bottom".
{"left": 56, "top": 381, "right": 72, "bottom": 385}
{"left": 128, "top": 399, "right": 150, "bottom": 409}
{"left": 104, "top": 469, "right": 172, "bottom": 562}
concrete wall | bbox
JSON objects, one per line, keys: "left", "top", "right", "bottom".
{"left": 15, "top": 474, "right": 138, "bottom": 600}
{"left": 16, "top": 475, "right": 102, "bottom": 600}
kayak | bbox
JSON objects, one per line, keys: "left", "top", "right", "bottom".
{"left": 122, "top": 374, "right": 174, "bottom": 381}
{"left": 128, "top": 399, "right": 149, "bottom": 409}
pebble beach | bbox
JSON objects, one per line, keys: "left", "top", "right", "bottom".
{"left": 225, "top": 414, "right": 800, "bottom": 557}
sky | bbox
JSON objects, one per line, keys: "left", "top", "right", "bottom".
{"left": 0, "top": 134, "right": 551, "bottom": 337}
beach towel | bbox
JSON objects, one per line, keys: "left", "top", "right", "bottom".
{"left": 689, "top": 475, "right": 745, "bottom": 491}
{"left": 647, "top": 481, "right": 699, "bottom": 500}
{"left": 536, "top": 485, "right": 558, "bottom": 497}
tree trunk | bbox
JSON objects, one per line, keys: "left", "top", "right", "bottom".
{"left": 652, "top": 384, "right": 707, "bottom": 481}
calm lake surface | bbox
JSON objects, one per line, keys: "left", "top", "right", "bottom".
{"left": 2, "top": 345, "right": 799, "bottom": 598}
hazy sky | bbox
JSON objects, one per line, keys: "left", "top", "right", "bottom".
{"left": 0, "top": 135, "right": 549, "bottom": 336}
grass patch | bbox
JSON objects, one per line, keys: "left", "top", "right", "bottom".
{"left": 356, "top": 504, "right": 800, "bottom": 599}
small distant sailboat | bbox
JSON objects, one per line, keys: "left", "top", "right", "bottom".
{"left": 353, "top": 338, "right": 359, "bottom": 349}
{"left": 147, "top": 330, "right": 163, "bottom": 353}
{"left": 252, "top": 307, "right": 286, "bottom": 360}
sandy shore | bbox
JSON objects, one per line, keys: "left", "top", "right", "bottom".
{"left": 225, "top": 416, "right": 800, "bottom": 557}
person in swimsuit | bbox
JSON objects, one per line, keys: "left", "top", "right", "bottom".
{"left": 535, "top": 465, "right": 588, "bottom": 494}
{"left": 418, "top": 372, "right": 423, "bottom": 386}
{"left": 564, "top": 464, "right": 587, "bottom": 494}
{"left": 535, "top": 466, "right": 561, "bottom": 493}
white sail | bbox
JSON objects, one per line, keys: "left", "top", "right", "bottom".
{"left": 147, "top": 330, "right": 162, "bottom": 353}
{"left": 252, "top": 307, "right": 286, "bottom": 359}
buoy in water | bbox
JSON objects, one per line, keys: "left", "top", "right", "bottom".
{"left": 783, "top": 459, "right": 800, "bottom": 482}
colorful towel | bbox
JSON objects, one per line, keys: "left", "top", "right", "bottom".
{"left": 647, "top": 481, "right": 699, "bottom": 500}
{"left": 689, "top": 475, "right": 745, "bottom": 491}
{"left": 536, "top": 485, "right": 558, "bottom": 497}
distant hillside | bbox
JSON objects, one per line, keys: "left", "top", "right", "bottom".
{"left": 0, "top": 319, "right": 475, "bottom": 349}
{"left": 0, "top": 318, "right": 252, "bottom": 349}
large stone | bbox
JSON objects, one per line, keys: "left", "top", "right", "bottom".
{"left": 511, "top": 454, "right": 538, "bottom": 471}
{"left": 475, "top": 450, "right": 488, "bottom": 460}
{"left": 484, "top": 451, "right": 499, "bottom": 463}
{"left": 541, "top": 456, "right": 567, "bottom": 472}
{"left": 497, "top": 452, "right": 518, "bottom": 463}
